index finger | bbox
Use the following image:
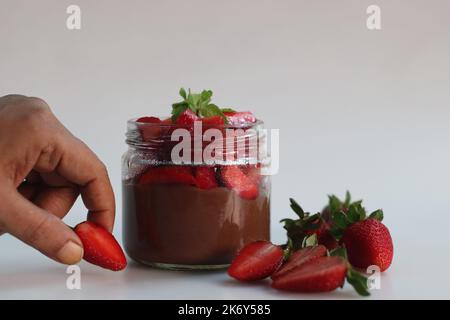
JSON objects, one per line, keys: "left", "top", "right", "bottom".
{"left": 56, "top": 136, "right": 115, "bottom": 232}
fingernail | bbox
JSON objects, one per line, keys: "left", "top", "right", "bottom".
{"left": 56, "top": 241, "right": 84, "bottom": 265}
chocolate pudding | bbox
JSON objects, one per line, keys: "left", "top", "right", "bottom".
{"left": 123, "top": 182, "right": 270, "bottom": 267}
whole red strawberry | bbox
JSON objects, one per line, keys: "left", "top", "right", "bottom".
{"left": 271, "top": 256, "right": 347, "bottom": 292}
{"left": 342, "top": 218, "right": 393, "bottom": 272}
{"left": 74, "top": 221, "right": 127, "bottom": 271}
{"left": 228, "top": 241, "right": 284, "bottom": 281}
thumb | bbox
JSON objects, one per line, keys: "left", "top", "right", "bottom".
{"left": 0, "top": 190, "right": 84, "bottom": 265}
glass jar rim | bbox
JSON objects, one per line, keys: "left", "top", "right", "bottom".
{"left": 128, "top": 117, "right": 265, "bottom": 129}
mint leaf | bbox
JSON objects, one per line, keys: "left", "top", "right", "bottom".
{"left": 171, "top": 102, "right": 188, "bottom": 122}
{"left": 221, "top": 107, "right": 235, "bottom": 113}
{"left": 179, "top": 88, "right": 187, "bottom": 99}
{"left": 199, "top": 103, "right": 229, "bottom": 123}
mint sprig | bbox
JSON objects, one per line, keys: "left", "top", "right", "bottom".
{"left": 171, "top": 88, "right": 229, "bottom": 123}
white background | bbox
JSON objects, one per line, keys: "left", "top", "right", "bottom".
{"left": 1, "top": 0, "right": 450, "bottom": 299}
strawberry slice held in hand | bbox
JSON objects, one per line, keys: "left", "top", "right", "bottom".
{"left": 271, "top": 256, "right": 347, "bottom": 293}
{"left": 195, "top": 166, "right": 218, "bottom": 189}
{"left": 271, "top": 245, "right": 327, "bottom": 280}
{"left": 139, "top": 166, "right": 196, "bottom": 186}
{"left": 74, "top": 221, "right": 127, "bottom": 271}
{"left": 220, "top": 165, "right": 259, "bottom": 200}
{"left": 228, "top": 241, "right": 284, "bottom": 281}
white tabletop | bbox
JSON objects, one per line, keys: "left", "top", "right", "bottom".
{"left": 1, "top": 220, "right": 448, "bottom": 300}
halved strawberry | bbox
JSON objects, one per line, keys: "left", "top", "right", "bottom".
{"left": 194, "top": 166, "right": 218, "bottom": 189}
{"left": 136, "top": 116, "right": 162, "bottom": 141}
{"left": 224, "top": 111, "right": 256, "bottom": 125}
{"left": 139, "top": 166, "right": 196, "bottom": 185}
{"left": 271, "top": 245, "right": 327, "bottom": 280}
{"left": 220, "top": 165, "right": 259, "bottom": 200}
{"left": 74, "top": 221, "right": 127, "bottom": 271}
{"left": 271, "top": 256, "right": 347, "bottom": 292}
{"left": 228, "top": 241, "right": 284, "bottom": 281}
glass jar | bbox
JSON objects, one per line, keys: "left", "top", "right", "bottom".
{"left": 122, "top": 118, "right": 271, "bottom": 270}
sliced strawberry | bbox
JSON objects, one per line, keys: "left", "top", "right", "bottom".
{"left": 244, "top": 164, "right": 263, "bottom": 186}
{"left": 139, "top": 166, "right": 196, "bottom": 185}
{"left": 271, "top": 245, "right": 327, "bottom": 280}
{"left": 195, "top": 166, "right": 218, "bottom": 189}
{"left": 202, "top": 115, "right": 225, "bottom": 127}
{"left": 74, "top": 221, "right": 127, "bottom": 271}
{"left": 228, "top": 241, "right": 284, "bottom": 281}
{"left": 220, "top": 165, "right": 259, "bottom": 200}
{"left": 137, "top": 116, "right": 161, "bottom": 124}
{"left": 176, "top": 109, "right": 199, "bottom": 126}
{"left": 136, "top": 116, "right": 162, "bottom": 141}
{"left": 224, "top": 111, "right": 256, "bottom": 125}
{"left": 271, "top": 256, "right": 347, "bottom": 292}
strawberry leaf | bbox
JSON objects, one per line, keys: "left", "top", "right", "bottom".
{"left": 369, "top": 209, "right": 384, "bottom": 221}
{"left": 330, "top": 246, "right": 370, "bottom": 296}
{"left": 346, "top": 267, "right": 370, "bottom": 296}
{"left": 333, "top": 211, "right": 349, "bottom": 229}
{"left": 289, "top": 198, "right": 305, "bottom": 218}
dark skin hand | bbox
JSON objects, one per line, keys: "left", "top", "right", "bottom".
{"left": 0, "top": 95, "right": 115, "bottom": 265}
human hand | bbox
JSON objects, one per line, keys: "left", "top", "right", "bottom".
{"left": 0, "top": 95, "right": 115, "bottom": 265}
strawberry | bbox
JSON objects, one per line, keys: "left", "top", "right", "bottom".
{"left": 243, "top": 164, "right": 263, "bottom": 186}
{"left": 176, "top": 109, "right": 199, "bottom": 126}
{"left": 342, "top": 218, "right": 393, "bottom": 272}
{"left": 228, "top": 241, "right": 284, "bottom": 281}
{"left": 201, "top": 115, "right": 225, "bottom": 127}
{"left": 74, "top": 221, "right": 127, "bottom": 271}
{"left": 220, "top": 165, "right": 259, "bottom": 200}
{"left": 139, "top": 166, "right": 196, "bottom": 185}
{"left": 271, "top": 256, "right": 347, "bottom": 292}
{"left": 271, "top": 245, "right": 327, "bottom": 280}
{"left": 195, "top": 166, "right": 218, "bottom": 189}
{"left": 224, "top": 111, "right": 256, "bottom": 125}
{"left": 136, "top": 116, "right": 162, "bottom": 141}
{"left": 314, "top": 221, "right": 339, "bottom": 250}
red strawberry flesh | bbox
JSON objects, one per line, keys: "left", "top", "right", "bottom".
{"left": 74, "top": 221, "right": 127, "bottom": 271}
{"left": 228, "top": 241, "right": 284, "bottom": 281}
{"left": 220, "top": 165, "right": 259, "bottom": 200}
{"left": 224, "top": 111, "right": 256, "bottom": 125}
{"left": 271, "top": 245, "right": 327, "bottom": 280}
{"left": 195, "top": 166, "right": 218, "bottom": 189}
{"left": 271, "top": 256, "right": 347, "bottom": 292}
